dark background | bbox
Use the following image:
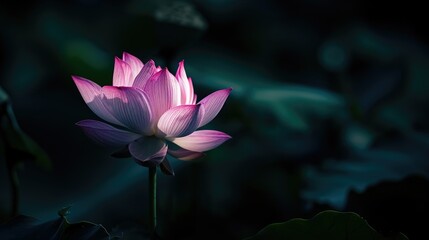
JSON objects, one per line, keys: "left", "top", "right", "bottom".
{"left": 1, "top": 0, "right": 428, "bottom": 239}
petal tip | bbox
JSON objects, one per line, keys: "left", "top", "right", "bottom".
{"left": 122, "top": 51, "right": 131, "bottom": 58}
{"left": 216, "top": 131, "right": 232, "bottom": 140}
{"left": 161, "top": 67, "right": 175, "bottom": 78}
{"left": 71, "top": 75, "right": 84, "bottom": 83}
{"left": 75, "top": 119, "right": 94, "bottom": 127}
{"left": 114, "top": 56, "right": 128, "bottom": 65}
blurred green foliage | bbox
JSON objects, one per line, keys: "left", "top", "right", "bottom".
{"left": 0, "top": 0, "right": 428, "bottom": 239}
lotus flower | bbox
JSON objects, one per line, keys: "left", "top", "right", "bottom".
{"left": 73, "top": 52, "right": 231, "bottom": 168}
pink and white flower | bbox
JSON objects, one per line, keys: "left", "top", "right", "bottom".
{"left": 73, "top": 52, "right": 231, "bottom": 167}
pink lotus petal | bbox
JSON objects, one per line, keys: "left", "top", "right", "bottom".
{"left": 72, "top": 76, "right": 122, "bottom": 126}
{"left": 113, "top": 57, "right": 133, "bottom": 87}
{"left": 122, "top": 52, "right": 143, "bottom": 79}
{"left": 189, "top": 78, "right": 197, "bottom": 104}
{"left": 157, "top": 104, "right": 201, "bottom": 138}
{"left": 192, "top": 93, "right": 197, "bottom": 105}
{"left": 129, "top": 137, "right": 167, "bottom": 165}
{"left": 198, "top": 88, "right": 232, "bottom": 127}
{"left": 102, "top": 86, "right": 153, "bottom": 135}
{"left": 76, "top": 119, "right": 141, "bottom": 146}
{"left": 188, "top": 80, "right": 194, "bottom": 104}
{"left": 133, "top": 60, "right": 160, "bottom": 89}
{"left": 170, "top": 130, "right": 231, "bottom": 152}
{"left": 168, "top": 148, "right": 204, "bottom": 161}
{"left": 144, "top": 68, "right": 181, "bottom": 123}
{"left": 175, "top": 61, "right": 194, "bottom": 105}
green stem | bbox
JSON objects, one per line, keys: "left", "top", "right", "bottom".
{"left": 7, "top": 164, "right": 19, "bottom": 217}
{"left": 1, "top": 101, "right": 21, "bottom": 217}
{"left": 149, "top": 166, "right": 157, "bottom": 235}
{"left": 1, "top": 103, "right": 20, "bottom": 217}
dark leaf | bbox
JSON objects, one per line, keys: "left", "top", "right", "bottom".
{"left": 245, "top": 210, "right": 408, "bottom": 240}
{"left": 1, "top": 101, "right": 50, "bottom": 170}
{"left": 0, "top": 215, "right": 63, "bottom": 240}
{"left": 345, "top": 175, "right": 429, "bottom": 240}
{"left": 62, "top": 222, "right": 115, "bottom": 240}
{"left": 302, "top": 128, "right": 429, "bottom": 208}
{"left": 0, "top": 208, "right": 119, "bottom": 240}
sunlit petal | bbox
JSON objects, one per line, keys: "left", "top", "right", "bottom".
{"left": 170, "top": 130, "right": 231, "bottom": 152}
{"left": 189, "top": 78, "right": 197, "bottom": 104}
{"left": 168, "top": 147, "right": 204, "bottom": 161}
{"left": 176, "top": 60, "right": 194, "bottom": 105}
{"left": 157, "top": 104, "right": 201, "bottom": 138}
{"left": 144, "top": 68, "right": 181, "bottom": 123}
{"left": 198, "top": 88, "right": 232, "bottom": 127}
{"left": 122, "top": 52, "right": 144, "bottom": 80}
{"left": 113, "top": 57, "right": 133, "bottom": 87}
{"left": 72, "top": 75, "right": 122, "bottom": 125}
{"left": 133, "top": 60, "right": 160, "bottom": 89}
